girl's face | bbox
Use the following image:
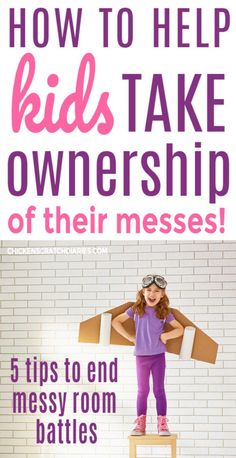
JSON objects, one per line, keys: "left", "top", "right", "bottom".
{"left": 143, "top": 284, "right": 164, "bottom": 307}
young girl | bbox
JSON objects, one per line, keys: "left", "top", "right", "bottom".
{"left": 112, "top": 274, "right": 183, "bottom": 436}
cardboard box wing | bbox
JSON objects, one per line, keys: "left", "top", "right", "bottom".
{"left": 78, "top": 302, "right": 218, "bottom": 364}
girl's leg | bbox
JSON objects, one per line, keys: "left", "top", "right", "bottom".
{"left": 151, "top": 353, "right": 167, "bottom": 416}
{"left": 136, "top": 356, "right": 151, "bottom": 416}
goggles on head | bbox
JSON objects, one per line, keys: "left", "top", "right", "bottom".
{"left": 142, "top": 274, "right": 167, "bottom": 289}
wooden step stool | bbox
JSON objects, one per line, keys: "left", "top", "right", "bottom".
{"left": 128, "top": 434, "right": 177, "bottom": 458}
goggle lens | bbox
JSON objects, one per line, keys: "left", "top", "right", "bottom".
{"left": 142, "top": 275, "right": 167, "bottom": 289}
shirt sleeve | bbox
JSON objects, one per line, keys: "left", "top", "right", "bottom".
{"left": 166, "top": 311, "right": 175, "bottom": 323}
{"left": 126, "top": 307, "right": 134, "bottom": 319}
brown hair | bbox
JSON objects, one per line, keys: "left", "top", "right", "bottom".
{"left": 132, "top": 288, "right": 170, "bottom": 319}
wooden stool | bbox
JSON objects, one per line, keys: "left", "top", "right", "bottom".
{"left": 128, "top": 434, "right": 177, "bottom": 458}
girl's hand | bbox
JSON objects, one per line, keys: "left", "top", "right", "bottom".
{"left": 129, "top": 336, "right": 136, "bottom": 344}
{"left": 160, "top": 333, "right": 168, "bottom": 344}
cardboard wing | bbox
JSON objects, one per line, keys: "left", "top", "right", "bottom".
{"left": 78, "top": 302, "right": 218, "bottom": 364}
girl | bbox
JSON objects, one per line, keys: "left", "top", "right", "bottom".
{"left": 112, "top": 274, "right": 183, "bottom": 436}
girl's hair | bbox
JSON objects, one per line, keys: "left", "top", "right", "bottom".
{"left": 133, "top": 288, "right": 170, "bottom": 319}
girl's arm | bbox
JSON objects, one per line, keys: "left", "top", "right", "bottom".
{"left": 160, "top": 319, "right": 184, "bottom": 344}
{"left": 112, "top": 312, "right": 136, "bottom": 343}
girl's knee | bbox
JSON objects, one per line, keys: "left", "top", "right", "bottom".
{"left": 138, "top": 387, "right": 150, "bottom": 398}
{"left": 153, "top": 387, "right": 165, "bottom": 399}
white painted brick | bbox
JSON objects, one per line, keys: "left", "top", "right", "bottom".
{"left": 0, "top": 278, "right": 14, "bottom": 286}
{"left": 153, "top": 261, "right": 180, "bottom": 270}
{"left": 151, "top": 244, "right": 180, "bottom": 252}
{"left": 0, "top": 293, "right": 14, "bottom": 300}
{"left": 139, "top": 251, "right": 165, "bottom": 260}
{"left": 182, "top": 275, "right": 209, "bottom": 283}
{"left": 71, "top": 261, "right": 97, "bottom": 268}
{"left": 41, "top": 262, "right": 67, "bottom": 270}
{"left": 212, "top": 274, "right": 236, "bottom": 282}
{"left": 210, "top": 243, "right": 236, "bottom": 251}
{"left": 1, "top": 240, "right": 236, "bottom": 458}
{"left": 110, "top": 268, "right": 138, "bottom": 277}
{"left": 180, "top": 400, "right": 207, "bottom": 408}
{"left": 29, "top": 269, "right": 55, "bottom": 277}
{"left": 181, "top": 243, "right": 209, "bottom": 251}
{"left": 223, "top": 282, "right": 236, "bottom": 290}
{"left": 2, "top": 270, "right": 27, "bottom": 278}
{"left": 108, "top": 245, "right": 124, "bottom": 253}
{"left": 2, "top": 330, "right": 27, "bottom": 338}
{"left": 223, "top": 299, "right": 236, "bottom": 306}
{"left": 15, "top": 277, "right": 41, "bottom": 285}
{"left": 223, "top": 251, "right": 236, "bottom": 259}
{"left": 0, "top": 446, "right": 14, "bottom": 453}
{"left": 180, "top": 369, "right": 208, "bottom": 377}
{"left": 2, "top": 254, "right": 27, "bottom": 263}
{"left": 223, "top": 266, "right": 236, "bottom": 273}
{"left": 195, "top": 251, "right": 222, "bottom": 259}
{"left": 15, "top": 262, "right": 41, "bottom": 270}
{"left": 122, "top": 243, "right": 139, "bottom": 251}
{"left": 181, "top": 290, "right": 209, "bottom": 298}
{"left": 210, "top": 321, "right": 236, "bottom": 329}
{"left": 195, "top": 313, "right": 222, "bottom": 321}
{"left": 180, "top": 385, "right": 208, "bottom": 392}
{"left": 210, "top": 290, "right": 236, "bottom": 298}
{"left": 124, "top": 260, "right": 152, "bottom": 269}
{"left": 28, "top": 284, "right": 54, "bottom": 293}
{"left": 29, "top": 240, "right": 56, "bottom": 246}
{"left": 167, "top": 267, "right": 194, "bottom": 275}
{"left": 0, "top": 263, "right": 14, "bottom": 270}
{"left": 209, "top": 448, "right": 236, "bottom": 455}
{"left": 195, "top": 440, "right": 223, "bottom": 447}
{"left": 1, "top": 301, "right": 27, "bottom": 308}
{"left": 1, "top": 285, "right": 27, "bottom": 293}
{"left": 223, "top": 424, "right": 236, "bottom": 432}
{"left": 180, "top": 415, "right": 209, "bottom": 423}
{"left": 110, "top": 253, "right": 137, "bottom": 261}
{"left": 170, "top": 253, "right": 195, "bottom": 262}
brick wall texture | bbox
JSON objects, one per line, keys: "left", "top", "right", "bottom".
{"left": 0, "top": 241, "right": 236, "bottom": 458}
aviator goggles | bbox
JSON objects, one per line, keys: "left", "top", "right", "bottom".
{"left": 142, "top": 274, "right": 167, "bottom": 289}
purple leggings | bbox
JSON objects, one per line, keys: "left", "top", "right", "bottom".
{"left": 136, "top": 353, "right": 167, "bottom": 416}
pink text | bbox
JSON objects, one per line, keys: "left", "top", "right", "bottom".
{"left": 12, "top": 52, "right": 114, "bottom": 134}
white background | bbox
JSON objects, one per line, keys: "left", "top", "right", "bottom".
{"left": 0, "top": 0, "right": 235, "bottom": 239}
{"left": 0, "top": 240, "right": 236, "bottom": 457}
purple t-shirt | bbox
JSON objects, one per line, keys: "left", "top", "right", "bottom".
{"left": 126, "top": 306, "right": 175, "bottom": 356}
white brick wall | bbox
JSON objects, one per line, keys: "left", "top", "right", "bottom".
{"left": 0, "top": 241, "right": 236, "bottom": 458}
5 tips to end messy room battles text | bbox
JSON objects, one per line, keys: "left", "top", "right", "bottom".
{"left": 11, "top": 356, "right": 118, "bottom": 445}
